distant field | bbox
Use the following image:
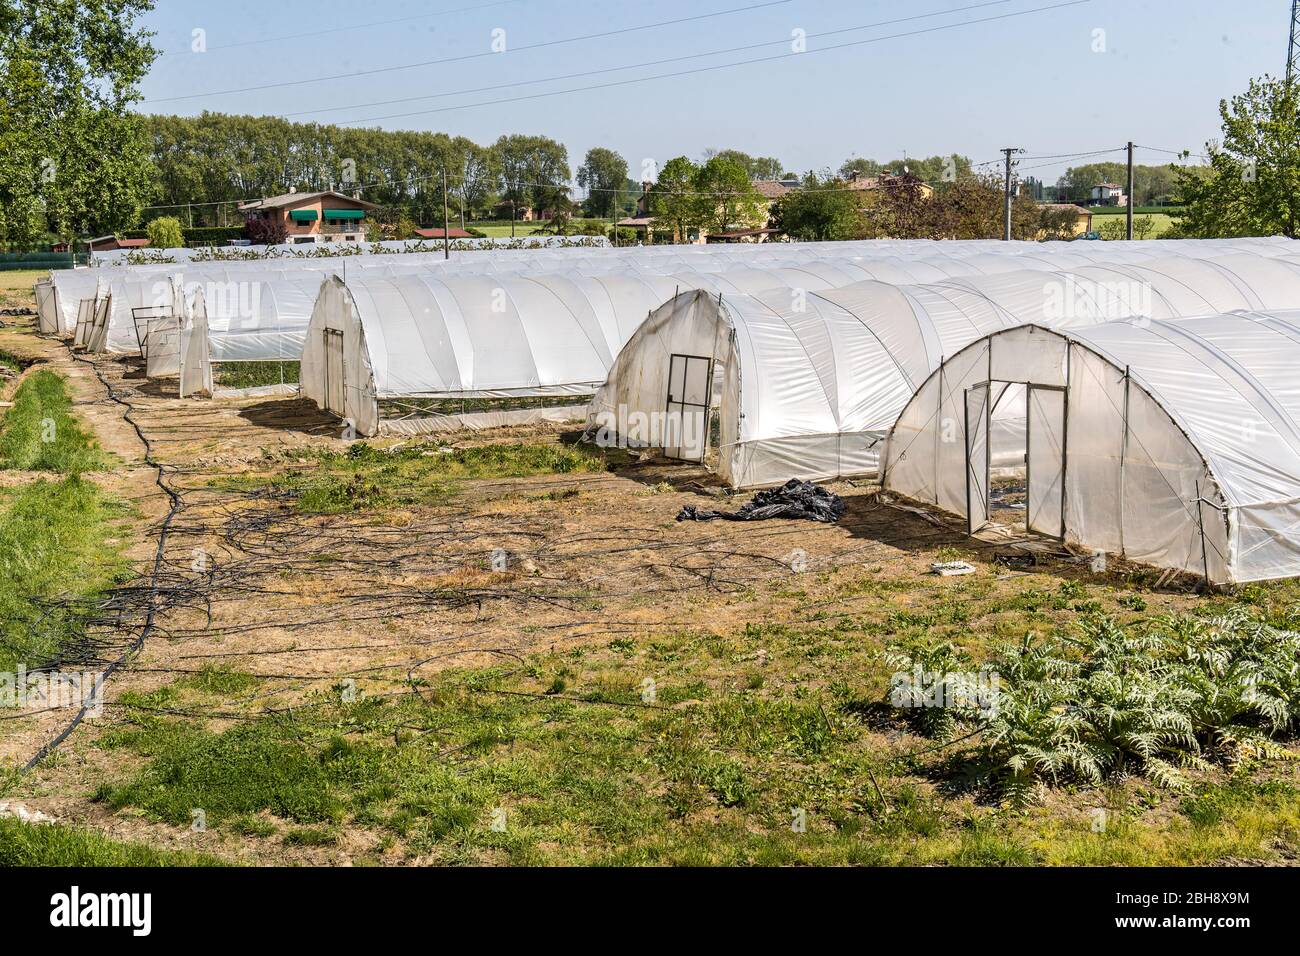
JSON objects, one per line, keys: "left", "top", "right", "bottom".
{"left": 1087, "top": 205, "right": 1185, "bottom": 216}
{"left": 0, "top": 269, "right": 47, "bottom": 299}
{"left": 466, "top": 220, "right": 615, "bottom": 238}
{"left": 1089, "top": 211, "right": 1181, "bottom": 239}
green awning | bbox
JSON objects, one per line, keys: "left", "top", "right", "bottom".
{"left": 323, "top": 208, "right": 365, "bottom": 220}
{"left": 289, "top": 210, "right": 318, "bottom": 221}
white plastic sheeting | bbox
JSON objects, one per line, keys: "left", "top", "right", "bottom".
{"left": 587, "top": 253, "right": 1300, "bottom": 489}
{"left": 586, "top": 286, "right": 1022, "bottom": 488}
{"left": 34, "top": 278, "right": 58, "bottom": 334}
{"left": 45, "top": 238, "right": 1300, "bottom": 372}
{"left": 89, "top": 234, "right": 1300, "bottom": 267}
{"left": 179, "top": 289, "right": 214, "bottom": 398}
{"left": 300, "top": 273, "right": 690, "bottom": 435}
{"left": 882, "top": 313, "right": 1300, "bottom": 583}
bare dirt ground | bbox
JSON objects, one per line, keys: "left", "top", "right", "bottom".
{"left": 3, "top": 299, "right": 1285, "bottom": 866}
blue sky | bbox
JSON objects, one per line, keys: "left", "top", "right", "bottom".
{"left": 135, "top": 0, "right": 1284, "bottom": 184}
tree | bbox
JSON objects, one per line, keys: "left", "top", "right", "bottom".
{"left": 1039, "top": 205, "right": 1086, "bottom": 240}
{"left": 771, "top": 174, "right": 864, "bottom": 241}
{"left": 839, "top": 157, "right": 882, "bottom": 180}
{"left": 692, "top": 157, "right": 768, "bottom": 235}
{"left": 0, "top": 0, "right": 158, "bottom": 246}
{"left": 245, "top": 214, "right": 287, "bottom": 246}
{"left": 1057, "top": 162, "right": 1181, "bottom": 205}
{"left": 457, "top": 142, "right": 498, "bottom": 223}
{"left": 494, "top": 133, "right": 570, "bottom": 216}
{"left": 705, "top": 149, "right": 785, "bottom": 181}
{"left": 1175, "top": 75, "right": 1300, "bottom": 238}
{"left": 576, "top": 147, "right": 629, "bottom": 218}
{"left": 838, "top": 154, "right": 973, "bottom": 185}
{"left": 145, "top": 216, "right": 184, "bottom": 249}
{"left": 649, "top": 156, "right": 699, "bottom": 242}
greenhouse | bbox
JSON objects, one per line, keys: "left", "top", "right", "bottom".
{"left": 881, "top": 313, "right": 1300, "bottom": 584}
{"left": 300, "top": 273, "right": 689, "bottom": 435}
{"left": 585, "top": 251, "right": 1300, "bottom": 489}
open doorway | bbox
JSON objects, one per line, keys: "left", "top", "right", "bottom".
{"left": 322, "top": 328, "right": 345, "bottom": 417}
{"left": 966, "top": 381, "right": 1066, "bottom": 539}
{"left": 663, "top": 352, "right": 714, "bottom": 463}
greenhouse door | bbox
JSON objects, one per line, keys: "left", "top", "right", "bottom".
{"left": 664, "top": 353, "right": 713, "bottom": 462}
{"left": 965, "top": 383, "right": 990, "bottom": 534}
{"left": 323, "top": 329, "right": 345, "bottom": 416}
{"left": 1026, "top": 385, "right": 1066, "bottom": 539}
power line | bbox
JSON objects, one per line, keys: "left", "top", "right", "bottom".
{"left": 143, "top": 0, "right": 793, "bottom": 103}
{"left": 1134, "top": 144, "right": 1212, "bottom": 162}
{"left": 1013, "top": 147, "right": 1127, "bottom": 173}
{"left": 156, "top": 0, "right": 531, "bottom": 57}
{"left": 321, "top": 0, "right": 1091, "bottom": 126}
{"left": 279, "top": 0, "right": 1015, "bottom": 121}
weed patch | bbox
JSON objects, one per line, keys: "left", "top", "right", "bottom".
{"left": 0, "top": 478, "right": 130, "bottom": 670}
{"left": 0, "top": 369, "right": 106, "bottom": 473}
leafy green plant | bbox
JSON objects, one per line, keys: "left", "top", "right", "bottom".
{"left": 887, "top": 609, "right": 1300, "bottom": 805}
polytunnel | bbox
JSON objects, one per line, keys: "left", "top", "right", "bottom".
{"left": 881, "top": 313, "right": 1300, "bottom": 584}
{"left": 300, "top": 273, "right": 688, "bottom": 436}
{"left": 585, "top": 252, "right": 1300, "bottom": 490}
{"left": 584, "top": 283, "right": 1036, "bottom": 489}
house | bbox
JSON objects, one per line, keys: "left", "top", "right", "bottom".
{"left": 615, "top": 182, "right": 661, "bottom": 243}
{"left": 846, "top": 170, "right": 935, "bottom": 200}
{"left": 614, "top": 216, "right": 657, "bottom": 243}
{"left": 1090, "top": 183, "right": 1127, "bottom": 207}
{"left": 237, "top": 189, "right": 378, "bottom": 243}
{"left": 492, "top": 199, "right": 536, "bottom": 221}
{"left": 88, "top": 236, "right": 151, "bottom": 252}
{"left": 412, "top": 227, "right": 476, "bottom": 240}
{"left": 752, "top": 176, "right": 801, "bottom": 201}
{"left": 1038, "top": 203, "right": 1094, "bottom": 238}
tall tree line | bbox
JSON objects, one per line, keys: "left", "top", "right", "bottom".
{"left": 0, "top": 0, "right": 157, "bottom": 246}
{"left": 144, "top": 114, "right": 575, "bottom": 228}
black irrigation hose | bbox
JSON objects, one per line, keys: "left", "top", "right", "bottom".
{"left": 23, "top": 352, "right": 186, "bottom": 771}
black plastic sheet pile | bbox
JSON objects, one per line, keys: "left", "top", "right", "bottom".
{"left": 676, "top": 479, "right": 846, "bottom": 524}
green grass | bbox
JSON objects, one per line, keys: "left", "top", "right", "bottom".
{"left": 0, "top": 269, "right": 47, "bottom": 308}
{"left": 1087, "top": 205, "right": 1185, "bottom": 216}
{"left": 0, "top": 816, "right": 223, "bottom": 866}
{"left": 1091, "top": 212, "right": 1179, "bottom": 239}
{"left": 93, "top": 593, "right": 1300, "bottom": 865}
{"left": 0, "top": 369, "right": 107, "bottom": 473}
{"left": 213, "top": 361, "right": 299, "bottom": 390}
{"left": 0, "top": 349, "right": 24, "bottom": 376}
{"left": 223, "top": 440, "right": 621, "bottom": 514}
{"left": 0, "top": 477, "right": 131, "bottom": 671}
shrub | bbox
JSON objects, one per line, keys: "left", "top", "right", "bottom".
{"left": 144, "top": 216, "right": 185, "bottom": 250}
{"left": 885, "top": 608, "right": 1300, "bottom": 804}
{"left": 245, "top": 214, "right": 288, "bottom": 246}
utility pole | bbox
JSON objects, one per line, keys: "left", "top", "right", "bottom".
{"left": 1289, "top": 0, "right": 1300, "bottom": 88}
{"left": 441, "top": 167, "right": 451, "bottom": 260}
{"left": 1126, "top": 141, "right": 1135, "bottom": 240}
{"left": 1001, "top": 147, "right": 1023, "bottom": 241}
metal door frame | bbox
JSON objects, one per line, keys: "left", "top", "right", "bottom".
{"left": 323, "top": 328, "right": 345, "bottom": 416}
{"left": 964, "top": 382, "right": 991, "bottom": 536}
{"left": 664, "top": 352, "right": 714, "bottom": 462}
{"left": 1025, "top": 383, "right": 1068, "bottom": 541}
